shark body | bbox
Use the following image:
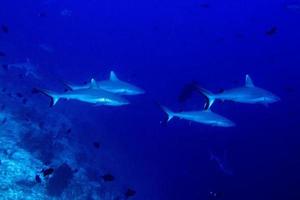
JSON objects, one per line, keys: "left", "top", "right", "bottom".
{"left": 161, "top": 106, "right": 235, "bottom": 127}
{"left": 199, "top": 74, "right": 280, "bottom": 109}
{"left": 39, "top": 79, "right": 129, "bottom": 107}
{"left": 8, "top": 58, "right": 41, "bottom": 80}
{"left": 65, "top": 71, "right": 145, "bottom": 95}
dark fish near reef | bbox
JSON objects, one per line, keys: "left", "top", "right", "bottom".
{"left": 125, "top": 188, "right": 136, "bottom": 199}
{"left": 35, "top": 175, "right": 41, "bottom": 183}
{"left": 102, "top": 174, "right": 115, "bottom": 182}
{"left": 42, "top": 168, "right": 54, "bottom": 177}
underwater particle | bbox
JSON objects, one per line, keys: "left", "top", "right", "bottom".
{"left": 35, "top": 175, "right": 42, "bottom": 183}
{"left": 60, "top": 9, "right": 72, "bottom": 16}
{"left": 208, "top": 191, "right": 223, "bottom": 199}
{"left": 47, "top": 163, "right": 73, "bottom": 196}
{"left": 102, "top": 174, "right": 115, "bottom": 182}
{"left": 0, "top": 51, "right": 6, "bottom": 57}
{"left": 1, "top": 24, "right": 9, "bottom": 33}
{"left": 125, "top": 188, "right": 136, "bottom": 199}
{"left": 93, "top": 142, "right": 100, "bottom": 149}
{"left": 42, "top": 167, "right": 54, "bottom": 177}
{"left": 266, "top": 26, "right": 277, "bottom": 36}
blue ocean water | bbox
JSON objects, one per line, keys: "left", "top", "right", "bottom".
{"left": 0, "top": 0, "right": 300, "bottom": 199}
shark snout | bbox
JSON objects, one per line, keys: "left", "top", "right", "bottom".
{"left": 129, "top": 86, "right": 145, "bottom": 95}
{"left": 114, "top": 97, "right": 130, "bottom": 106}
{"left": 217, "top": 119, "right": 236, "bottom": 127}
{"left": 265, "top": 94, "right": 281, "bottom": 103}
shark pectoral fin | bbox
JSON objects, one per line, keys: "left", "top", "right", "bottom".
{"left": 109, "top": 71, "right": 120, "bottom": 81}
{"left": 36, "top": 88, "right": 60, "bottom": 107}
{"left": 245, "top": 74, "right": 255, "bottom": 87}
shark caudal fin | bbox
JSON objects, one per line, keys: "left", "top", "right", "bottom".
{"left": 160, "top": 106, "right": 176, "bottom": 122}
{"left": 245, "top": 74, "right": 255, "bottom": 87}
{"left": 197, "top": 87, "right": 216, "bottom": 109}
{"left": 35, "top": 88, "right": 60, "bottom": 107}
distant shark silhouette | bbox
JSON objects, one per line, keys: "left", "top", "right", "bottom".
{"left": 65, "top": 71, "right": 145, "bottom": 96}
{"left": 160, "top": 106, "right": 235, "bottom": 127}
{"left": 199, "top": 74, "right": 280, "bottom": 109}
{"left": 210, "top": 150, "right": 233, "bottom": 176}
{"left": 8, "top": 58, "right": 41, "bottom": 80}
{"left": 38, "top": 79, "right": 129, "bottom": 107}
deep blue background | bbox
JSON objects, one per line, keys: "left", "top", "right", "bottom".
{"left": 1, "top": 0, "right": 300, "bottom": 199}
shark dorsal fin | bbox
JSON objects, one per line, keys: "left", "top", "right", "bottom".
{"left": 90, "top": 78, "right": 98, "bottom": 89}
{"left": 245, "top": 74, "right": 254, "bottom": 87}
{"left": 110, "top": 71, "right": 119, "bottom": 81}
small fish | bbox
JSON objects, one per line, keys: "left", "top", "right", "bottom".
{"left": 22, "top": 98, "right": 28, "bottom": 104}
{"left": 1, "top": 118, "right": 7, "bottom": 125}
{"left": 2, "top": 64, "right": 8, "bottom": 71}
{"left": 93, "top": 142, "right": 100, "bottom": 149}
{"left": 199, "top": 3, "right": 210, "bottom": 8}
{"left": 38, "top": 12, "right": 47, "bottom": 18}
{"left": 1, "top": 25, "right": 9, "bottom": 33}
{"left": 266, "top": 26, "right": 277, "bottom": 36}
{"left": 125, "top": 188, "right": 136, "bottom": 198}
{"left": 16, "top": 92, "right": 23, "bottom": 98}
{"left": 35, "top": 175, "right": 41, "bottom": 183}
{"left": 178, "top": 81, "right": 198, "bottom": 103}
{"left": 0, "top": 104, "right": 5, "bottom": 111}
{"left": 0, "top": 51, "right": 6, "bottom": 57}
{"left": 102, "top": 174, "right": 115, "bottom": 182}
{"left": 42, "top": 168, "right": 54, "bottom": 177}
{"left": 31, "top": 88, "right": 40, "bottom": 94}
{"left": 66, "top": 128, "right": 72, "bottom": 134}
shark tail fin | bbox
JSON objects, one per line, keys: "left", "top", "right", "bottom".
{"left": 160, "top": 106, "right": 175, "bottom": 122}
{"left": 197, "top": 87, "right": 216, "bottom": 109}
{"left": 110, "top": 71, "right": 120, "bottom": 81}
{"left": 35, "top": 88, "right": 60, "bottom": 107}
